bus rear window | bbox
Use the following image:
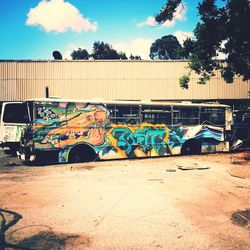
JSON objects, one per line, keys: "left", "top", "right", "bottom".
{"left": 3, "top": 103, "right": 30, "bottom": 123}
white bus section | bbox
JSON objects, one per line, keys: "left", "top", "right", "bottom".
{"left": 0, "top": 102, "right": 30, "bottom": 151}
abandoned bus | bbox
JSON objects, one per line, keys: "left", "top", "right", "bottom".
{"left": 17, "top": 98, "right": 233, "bottom": 163}
{"left": 0, "top": 102, "right": 31, "bottom": 151}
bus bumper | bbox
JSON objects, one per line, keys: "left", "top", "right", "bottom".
{"left": 17, "top": 151, "right": 36, "bottom": 162}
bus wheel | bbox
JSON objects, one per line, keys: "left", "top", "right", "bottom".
{"left": 181, "top": 140, "right": 201, "bottom": 155}
{"left": 68, "top": 145, "right": 98, "bottom": 163}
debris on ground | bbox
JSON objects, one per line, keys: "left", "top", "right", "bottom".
{"left": 229, "top": 151, "right": 250, "bottom": 179}
{"left": 231, "top": 151, "right": 250, "bottom": 165}
{"left": 231, "top": 209, "right": 250, "bottom": 231}
{"left": 70, "top": 165, "right": 96, "bottom": 171}
{"left": 230, "top": 174, "right": 245, "bottom": 179}
{"left": 166, "top": 169, "right": 176, "bottom": 172}
{"left": 147, "top": 178, "right": 165, "bottom": 183}
{"left": 177, "top": 165, "right": 210, "bottom": 171}
{"left": 5, "top": 162, "right": 21, "bottom": 167}
{"left": 244, "top": 156, "right": 250, "bottom": 161}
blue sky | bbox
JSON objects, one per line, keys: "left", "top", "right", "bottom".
{"left": 0, "top": 0, "right": 202, "bottom": 60}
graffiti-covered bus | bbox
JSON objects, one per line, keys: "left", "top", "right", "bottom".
{"left": 0, "top": 102, "right": 31, "bottom": 151}
{"left": 17, "top": 98, "right": 233, "bottom": 164}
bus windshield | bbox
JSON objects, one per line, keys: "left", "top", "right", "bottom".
{"left": 3, "top": 103, "right": 30, "bottom": 124}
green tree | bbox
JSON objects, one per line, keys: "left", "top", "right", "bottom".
{"left": 92, "top": 41, "right": 127, "bottom": 60}
{"left": 150, "top": 35, "right": 185, "bottom": 60}
{"left": 155, "top": 0, "right": 250, "bottom": 88}
{"left": 71, "top": 48, "right": 89, "bottom": 60}
{"left": 155, "top": 0, "right": 182, "bottom": 24}
{"left": 129, "top": 54, "right": 142, "bottom": 60}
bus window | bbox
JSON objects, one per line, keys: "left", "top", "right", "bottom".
{"left": 3, "top": 103, "right": 30, "bottom": 124}
{"left": 242, "top": 113, "right": 250, "bottom": 123}
{"left": 235, "top": 110, "right": 250, "bottom": 123}
{"left": 142, "top": 113, "right": 155, "bottom": 124}
{"left": 142, "top": 106, "right": 171, "bottom": 124}
{"left": 200, "top": 107, "right": 225, "bottom": 125}
{"left": 172, "top": 107, "right": 199, "bottom": 125}
{"left": 107, "top": 105, "right": 140, "bottom": 124}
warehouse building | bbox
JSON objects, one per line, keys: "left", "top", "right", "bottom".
{"left": 0, "top": 60, "right": 249, "bottom": 109}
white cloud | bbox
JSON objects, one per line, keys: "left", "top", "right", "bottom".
{"left": 26, "top": 0, "right": 97, "bottom": 33}
{"left": 174, "top": 31, "right": 193, "bottom": 45}
{"left": 113, "top": 38, "right": 154, "bottom": 60}
{"left": 137, "top": 3, "right": 186, "bottom": 28}
{"left": 137, "top": 16, "right": 158, "bottom": 27}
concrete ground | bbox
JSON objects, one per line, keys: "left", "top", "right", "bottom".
{"left": 0, "top": 150, "right": 249, "bottom": 249}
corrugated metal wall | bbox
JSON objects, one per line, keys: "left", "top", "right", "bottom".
{"left": 0, "top": 60, "right": 249, "bottom": 101}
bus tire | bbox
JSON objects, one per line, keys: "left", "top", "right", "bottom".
{"left": 68, "top": 144, "right": 98, "bottom": 163}
{"left": 181, "top": 140, "right": 201, "bottom": 155}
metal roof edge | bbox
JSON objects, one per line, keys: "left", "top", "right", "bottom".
{"left": 0, "top": 59, "right": 191, "bottom": 63}
{"left": 23, "top": 98, "right": 231, "bottom": 108}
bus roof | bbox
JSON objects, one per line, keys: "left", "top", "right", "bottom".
{"left": 24, "top": 98, "right": 231, "bottom": 108}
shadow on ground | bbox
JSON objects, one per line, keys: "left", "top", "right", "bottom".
{"left": 0, "top": 208, "right": 92, "bottom": 249}
{"left": 17, "top": 231, "right": 92, "bottom": 250}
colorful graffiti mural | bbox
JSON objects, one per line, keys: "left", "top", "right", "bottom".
{"left": 30, "top": 103, "right": 108, "bottom": 150}
{"left": 101, "top": 125, "right": 170, "bottom": 159}
{"left": 20, "top": 101, "right": 228, "bottom": 163}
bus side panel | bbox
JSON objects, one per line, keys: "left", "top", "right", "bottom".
{"left": 167, "top": 124, "right": 228, "bottom": 155}
{"left": 1, "top": 124, "right": 26, "bottom": 143}
{"left": 201, "top": 141, "right": 230, "bottom": 153}
{"left": 22, "top": 101, "right": 230, "bottom": 163}
{"left": 98, "top": 123, "right": 171, "bottom": 160}
{"left": 29, "top": 102, "right": 109, "bottom": 162}
{"left": 0, "top": 102, "right": 28, "bottom": 148}
{"left": 28, "top": 101, "right": 173, "bottom": 161}
{"left": 99, "top": 123, "right": 227, "bottom": 160}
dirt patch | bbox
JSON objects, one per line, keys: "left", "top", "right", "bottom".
{"left": 231, "top": 151, "right": 250, "bottom": 165}
{"left": 228, "top": 150, "right": 250, "bottom": 179}
{"left": 1, "top": 151, "right": 250, "bottom": 249}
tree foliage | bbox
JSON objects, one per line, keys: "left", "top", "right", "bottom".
{"left": 92, "top": 41, "right": 127, "bottom": 60}
{"left": 71, "top": 48, "right": 89, "bottom": 60}
{"left": 155, "top": 0, "right": 250, "bottom": 88}
{"left": 129, "top": 54, "right": 142, "bottom": 60}
{"left": 71, "top": 42, "right": 128, "bottom": 60}
{"left": 155, "top": 0, "right": 182, "bottom": 23}
{"left": 150, "top": 35, "right": 186, "bottom": 60}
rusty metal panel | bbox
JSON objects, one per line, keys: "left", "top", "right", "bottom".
{"left": 0, "top": 61, "right": 16, "bottom": 80}
{"left": 0, "top": 62, "right": 17, "bottom": 101}
{"left": 0, "top": 80, "right": 16, "bottom": 101}
{"left": 0, "top": 60, "right": 250, "bottom": 101}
